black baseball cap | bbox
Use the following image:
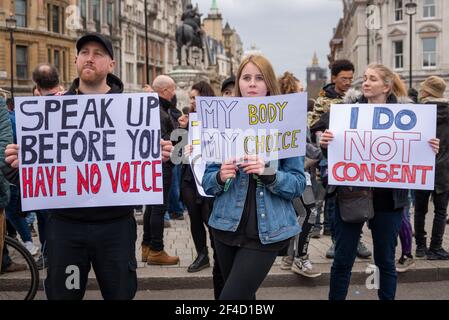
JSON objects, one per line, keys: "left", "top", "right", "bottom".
{"left": 76, "top": 33, "right": 114, "bottom": 59}
{"left": 221, "top": 76, "right": 235, "bottom": 92}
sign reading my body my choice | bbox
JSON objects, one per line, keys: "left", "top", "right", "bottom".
{"left": 328, "top": 104, "right": 437, "bottom": 190}
{"left": 197, "top": 93, "right": 307, "bottom": 163}
{"left": 15, "top": 93, "right": 163, "bottom": 211}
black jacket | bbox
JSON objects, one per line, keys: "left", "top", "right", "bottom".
{"left": 54, "top": 74, "right": 136, "bottom": 223}
{"left": 423, "top": 98, "right": 449, "bottom": 194}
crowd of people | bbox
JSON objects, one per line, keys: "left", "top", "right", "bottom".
{"left": 1, "top": 32, "right": 448, "bottom": 301}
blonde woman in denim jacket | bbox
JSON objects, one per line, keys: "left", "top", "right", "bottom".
{"left": 202, "top": 55, "right": 306, "bottom": 300}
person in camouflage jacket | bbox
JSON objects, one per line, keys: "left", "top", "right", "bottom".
{"left": 308, "top": 60, "right": 355, "bottom": 128}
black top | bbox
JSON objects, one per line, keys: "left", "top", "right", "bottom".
{"left": 213, "top": 173, "right": 289, "bottom": 252}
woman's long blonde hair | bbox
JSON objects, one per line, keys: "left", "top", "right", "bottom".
{"left": 234, "top": 55, "right": 281, "bottom": 97}
{"left": 366, "top": 63, "right": 408, "bottom": 98}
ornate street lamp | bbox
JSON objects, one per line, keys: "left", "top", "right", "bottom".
{"left": 405, "top": 0, "right": 417, "bottom": 89}
{"left": 6, "top": 14, "right": 17, "bottom": 99}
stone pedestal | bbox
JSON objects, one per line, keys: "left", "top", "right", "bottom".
{"left": 168, "top": 66, "right": 209, "bottom": 109}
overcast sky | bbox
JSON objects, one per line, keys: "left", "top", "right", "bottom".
{"left": 194, "top": 0, "right": 343, "bottom": 84}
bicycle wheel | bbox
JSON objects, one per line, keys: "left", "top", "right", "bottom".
{"left": 0, "top": 236, "right": 40, "bottom": 300}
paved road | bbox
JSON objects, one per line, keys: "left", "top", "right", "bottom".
{"left": 8, "top": 280, "right": 449, "bottom": 300}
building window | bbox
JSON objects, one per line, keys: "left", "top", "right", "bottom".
{"left": 47, "top": 4, "right": 51, "bottom": 31}
{"left": 52, "top": 5, "right": 60, "bottom": 33}
{"left": 16, "top": 46, "right": 28, "bottom": 79}
{"left": 80, "top": 0, "right": 87, "bottom": 29}
{"left": 423, "top": 37, "right": 436, "bottom": 67}
{"left": 376, "top": 44, "right": 382, "bottom": 63}
{"left": 54, "top": 50, "right": 60, "bottom": 74}
{"left": 126, "top": 63, "right": 134, "bottom": 84}
{"left": 394, "top": 0, "right": 403, "bottom": 22}
{"left": 393, "top": 40, "right": 403, "bottom": 69}
{"left": 63, "top": 51, "right": 67, "bottom": 82}
{"left": 107, "top": 2, "right": 113, "bottom": 34}
{"left": 423, "top": 0, "right": 436, "bottom": 18}
{"left": 126, "top": 33, "right": 134, "bottom": 53}
{"left": 137, "top": 64, "right": 145, "bottom": 86}
{"left": 15, "top": 0, "right": 27, "bottom": 27}
{"left": 93, "top": 0, "right": 101, "bottom": 32}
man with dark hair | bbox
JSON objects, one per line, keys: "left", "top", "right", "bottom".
{"left": 308, "top": 59, "right": 354, "bottom": 127}
{"left": 32, "top": 64, "right": 61, "bottom": 96}
{"left": 4, "top": 32, "right": 173, "bottom": 300}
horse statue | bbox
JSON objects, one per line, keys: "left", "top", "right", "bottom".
{"left": 176, "top": 4, "right": 204, "bottom": 66}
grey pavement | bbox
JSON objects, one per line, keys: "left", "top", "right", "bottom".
{"left": 2, "top": 204, "right": 449, "bottom": 293}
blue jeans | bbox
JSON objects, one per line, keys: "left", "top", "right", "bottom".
{"left": 5, "top": 185, "right": 32, "bottom": 243}
{"left": 167, "top": 165, "right": 184, "bottom": 216}
{"left": 323, "top": 194, "right": 336, "bottom": 236}
{"left": 329, "top": 204, "right": 402, "bottom": 300}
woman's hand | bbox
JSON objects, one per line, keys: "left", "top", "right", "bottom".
{"left": 429, "top": 138, "right": 440, "bottom": 154}
{"left": 319, "top": 130, "right": 334, "bottom": 149}
{"left": 239, "top": 155, "right": 265, "bottom": 176}
{"left": 5, "top": 144, "right": 19, "bottom": 168}
{"left": 219, "top": 158, "right": 238, "bottom": 183}
{"left": 161, "top": 140, "right": 173, "bottom": 162}
{"left": 184, "top": 144, "right": 193, "bottom": 158}
{"left": 178, "top": 114, "right": 189, "bottom": 129}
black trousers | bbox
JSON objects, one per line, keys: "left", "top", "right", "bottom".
{"left": 414, "top": 190, "right": 449, "bottom": 250}
{"left": 142, "top": 163, "right": 172, "bottom": 251}
{"left": 181, "top": 184, "right": 210, "bottom": 253}
{"left": 44, "top": 215, "right": 137, "bottom": 300}
{"left": 214, "top": 239, "right": 278, "bottom": 300}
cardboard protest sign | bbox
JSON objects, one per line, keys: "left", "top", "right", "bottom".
{"left": 197, "top": 93, "right": 307, "bottom": 163}
{"left": 328, "top": 104, "right": 436, "bottom": 190}
{"left": 188, "top": 113, "right": 213, "bottom": 197}
{"left": 15, "top": 93, "right": 163, "bottom": 211}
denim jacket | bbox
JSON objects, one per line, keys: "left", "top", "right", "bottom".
{"left": 202, "top": 156, "right": 306, "bottom": 245}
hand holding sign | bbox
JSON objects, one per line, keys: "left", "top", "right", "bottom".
{"left": 240, "top": 155, "right": 266, "bottom": 176}
{"left": 328, "top": 103, "right": 437, "bottom": 190}
{"left": 219, "top": 158, "right": 239, "bottom": 184}
{"left": 319, "top": 130, "right": 334, "bottom": 149}
{"left": 5, "top": 144, "right": 19, "bottom": 168}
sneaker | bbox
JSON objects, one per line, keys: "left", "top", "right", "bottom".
{"left": 1, "top": 261, "right": 28, "bottom": 273}
{"left": 326, "top": 242, "right": 335, "bottom": 259}
{"left": 427, "top": 248, "right": 449, "bottom": 260}
{"left": 396, "top": 255, "right": 415, "bottom": 273}
{"left": 35, "top": 255, "right": 48, "bottom": 270}
{"left": 170, "top": 212, "right": 185, "bottom": 220}
{"left": 280, "top": 256, "right": 293, "bottom": 270}
{"left": 415, "top": 244, "right": 428, "bottom": 258}
{"left": 23, "top": 241, "right": 39, "bottom": 256}
{"left": 291, "top": 255, "right": 322, "bottom": 278}
{"left": 310, "top": 228, "right": 321, "bottom": 239}
{"left": 323, "top": 229, "right": 332, "bottom": 236}
{"left": 164, "top": 220, "right": 172, "bottom": 228}
{"left": 356, "top": 241, "right": 372, "bottom": 259}
{"left": 28, "top": 224, "right": 38, "bottom": 237}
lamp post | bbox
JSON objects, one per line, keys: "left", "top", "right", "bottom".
{"left": 405, "top": 0, "right": 417, "bottom": 90}
{"left": 6, "top": 14, "right": 17, "bottom": 100}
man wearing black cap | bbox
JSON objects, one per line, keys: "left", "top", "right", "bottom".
{"left": 4, "top": 33, "right": 173, "bottom": 300}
